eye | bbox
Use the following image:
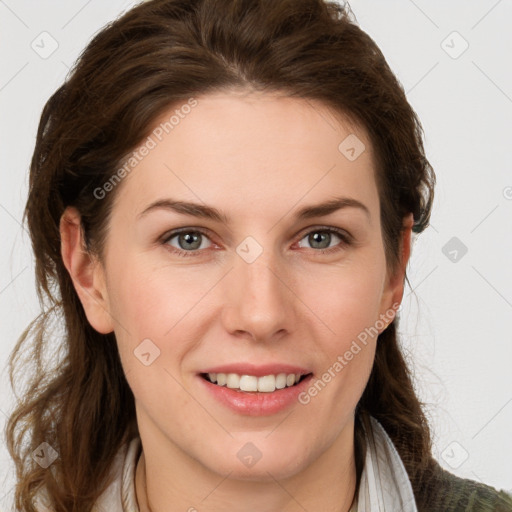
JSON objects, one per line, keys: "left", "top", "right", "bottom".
{"left": 162, "top": 229, "right": 214, "bottom": 257}
{"left": 296, "top": 227, "right": 351, "bottom": 254}
{"left": 161, "top": 226, "right": 352, "bottom": 258}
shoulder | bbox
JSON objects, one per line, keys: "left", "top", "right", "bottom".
{"left": 416, "top": 460, "right": 512, "bottom": 512}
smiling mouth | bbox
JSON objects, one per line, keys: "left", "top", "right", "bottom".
{"left": 199, "top": 372, "right": 313, "bottom": 393}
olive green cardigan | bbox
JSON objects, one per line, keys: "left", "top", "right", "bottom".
{"left": 414, "top": 460, "right": 512, "bottom": 511}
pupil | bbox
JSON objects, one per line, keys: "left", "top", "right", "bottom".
{"left": 180, "top": 232, "right": 201, "bottom": 250}
{"left": 310, "top": 231, "right": 330, "bottom": 249}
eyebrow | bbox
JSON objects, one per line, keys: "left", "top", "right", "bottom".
{"left": 137, "top": 196, "right": 371, "bottom": 223}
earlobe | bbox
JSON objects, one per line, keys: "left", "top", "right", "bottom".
{"left": 59, "top": 207, "right": 115, "bottom": 334}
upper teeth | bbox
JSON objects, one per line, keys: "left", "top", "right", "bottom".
{"left": 207, "top": 372, "right": 302, "bottom": 393}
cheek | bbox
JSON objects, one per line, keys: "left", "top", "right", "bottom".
{"left": 302, "top": 255, "right": 386, "bottom": 345}
{"left": 107, "top": 253, "right": 212, "bottom": 339}
{"left": 107, "top": 260, "right": 196, "bottom": 414}
{"left": 105, "top": 254, "right": 218, "bottom": 390}
{"left": 295, "top": 250, "right": 386, "bottom": 407}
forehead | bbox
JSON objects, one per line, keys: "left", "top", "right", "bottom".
{"left": 110, "top": 90, "right": 378, "bottom": 222}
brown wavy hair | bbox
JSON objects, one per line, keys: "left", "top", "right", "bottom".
{"left": 6, "top": 0, "right": 437, "bottom": 510}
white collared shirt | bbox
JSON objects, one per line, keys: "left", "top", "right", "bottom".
{"left": 356, "top": 415, "right": 418, "bottom": 511}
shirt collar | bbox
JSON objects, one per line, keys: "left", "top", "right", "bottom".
{"left": 355, "top": 415, "right": 418, "bottom": 511}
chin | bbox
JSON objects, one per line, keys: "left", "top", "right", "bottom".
{"left": 201, "top": 450, "right": 309, "bottom": 482}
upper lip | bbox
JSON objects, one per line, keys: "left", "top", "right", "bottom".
{"left": 199, "top": 363, "right": 312, "bottom": 377}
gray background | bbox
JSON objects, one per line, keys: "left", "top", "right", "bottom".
{"left": 1, "top": 0, "right": 511, "bottom": 508}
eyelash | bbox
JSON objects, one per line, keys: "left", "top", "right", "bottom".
{"left": 160, "top": 226, "right": 353, "bottom": 258}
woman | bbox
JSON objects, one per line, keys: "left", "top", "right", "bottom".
{"left": 6, "top": 0, "right": 512, "bottom": 511}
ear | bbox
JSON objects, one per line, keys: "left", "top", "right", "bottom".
{"left": 60, "top": 206, "right": 115, "bottom": 334}
{"left": 378, "top": 213, "right": 415, "bottom": 330}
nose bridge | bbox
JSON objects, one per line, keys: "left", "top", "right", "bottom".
{"left": 222, "top": 241, "right": 293, "bottom": 340}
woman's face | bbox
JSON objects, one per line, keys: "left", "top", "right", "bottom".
{"left": 70, "top": 90, "right": 407, "bottom": 481}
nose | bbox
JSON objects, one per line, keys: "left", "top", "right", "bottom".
{"left": 221, "top": 249, "right": 296, "bottom": 343}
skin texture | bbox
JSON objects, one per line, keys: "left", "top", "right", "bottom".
{"left": 60, "top": 90, "right": 413, "bottom": 512}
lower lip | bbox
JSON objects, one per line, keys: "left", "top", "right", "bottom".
{"left": 197, "top": 374, "right": 314, "bottom": 416}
